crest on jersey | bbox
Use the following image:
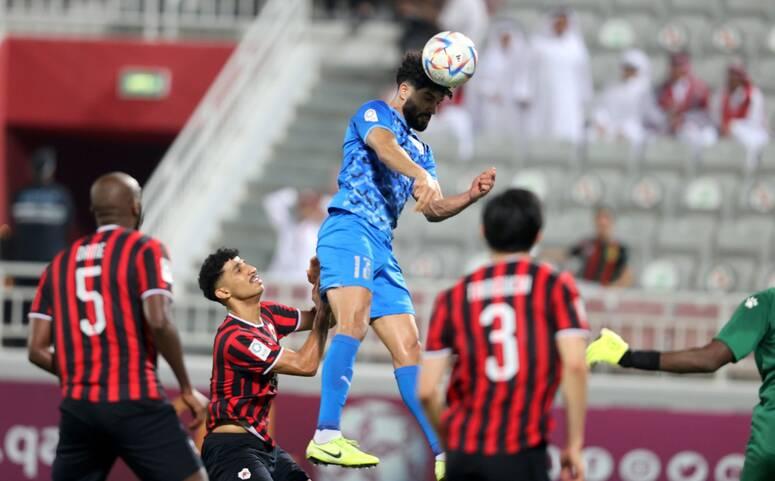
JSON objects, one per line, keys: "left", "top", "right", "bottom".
{"left": 249, "top": 339, "right": 271, "bottom": 361}
{"left": 745, "top": 296, "right": 758, "bottom": 309}
{"left": 364, "top": 108, "right": 378, "bottom": 122}
{"left": 238, "top": 468, "right": 251, "bottom": 480}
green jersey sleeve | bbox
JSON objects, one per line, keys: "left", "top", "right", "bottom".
{"left": 714, "top": 291, "right": 773, "bottom": 362}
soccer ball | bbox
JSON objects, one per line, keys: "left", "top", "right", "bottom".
{"left": 422, "top": 31, "right": 478, "bottom": 88}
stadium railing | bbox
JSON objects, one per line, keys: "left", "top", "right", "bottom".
{"left": 141, "top": 0, "right": 318, "bottom": 286}
{"left": 0, "top": 0, "right": 267, "bottom": 38}
{"left": 0, "top": 261, "right": 759, "bottom": 382}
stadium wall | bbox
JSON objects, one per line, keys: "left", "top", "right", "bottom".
{"left": 1, "top": 36, "right": 235, "bottom": 226}
{"left": 0, "top": 352, "right": 758, "bottom": 481}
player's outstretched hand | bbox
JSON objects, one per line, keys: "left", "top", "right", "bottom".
{"left": 413, "top": 170, "right": 442, "bottom": 213}
{"left": 468, "top": 167, "right": 496, "bottom": 202}
{"left": 181, "top": 388, "right": 209, "bottom": 430}
{"left": 560, "top": 446, "right": 585, "bottom": 481}
{"left": 307, "top": 256, "right": 321, "bottom": 285}
{"left": 586, "top": 328, "right": 630, "bottom": 367}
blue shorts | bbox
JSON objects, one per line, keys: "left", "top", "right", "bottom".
{"left": 317, "top": 210, "right": 414, "bottom": 319}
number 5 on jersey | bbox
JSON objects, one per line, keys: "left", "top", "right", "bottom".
{"left": 76, "top": 266, "right": 107, "bottom": 336}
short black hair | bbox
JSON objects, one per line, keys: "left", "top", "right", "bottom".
{"left": 483, "top": 188, "right": 543, "bottom": 253}
{"left": 198, "top": 247, "right": 239, "bottom": 304}
{"left": 396, "top": 51, "right": 453, "bottom": 98}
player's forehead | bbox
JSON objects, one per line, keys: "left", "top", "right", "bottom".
{"left": 222, "top": 256, "right": 246, "bottom": 276}
{"left": 415, "top": 87, "right": 446, "bottom": 103}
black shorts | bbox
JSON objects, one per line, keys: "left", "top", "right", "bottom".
{"left": 201, "top": 432, "right": 309, "bottom": 481}
{"left": 446, "top": 444, "right": 549, "bottom": 481}
{"left": 53, "top": 398, "right": 203, "bottom": 481}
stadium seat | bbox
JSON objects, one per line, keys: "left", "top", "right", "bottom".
{"left": 642, "top": 138, "right": 695, "bottom": 174}
{"left": 666, "top": 0, "right": 723, "bottom": 18}
{"left": 596, "top": 18, "right": 637, "bottom": 50}
{"left": 422, "top": 204, "right": 482, "bottom": 247}
{"left": 626, "top": 15, "right": 661, "bottom": 53}
{"left": 693, "top": 56, "right": 729, "bottom": 89}
{"left": 680, "top": 174, "right": 738, "bottom": 218}
{"left": 525, "top": 138, "right": 580, "bottom": 169}
{"left": 698, "top": 140, "right": 749, "bottom": 176}
{"left": 724, "top": 0, "right": 775, "bottom": 20}
{"left": 541, "top": 208, "right": 594, "bottom": 250}
{"left": 591, "top": 53, "right": 622, "bottom": 89}
{"left": 584, "top": 140, "right": 637, "bottom": 172}
{"left": 760, "top": 143, "right": 775, "bottom": 175}
{"left": 738, "top": 178, "right": 775, "bottom": 217}
{"left": 756, "top": 264, "right": 775, "bottom": 289}
{"left": 619, "top": 172, "right": 681, "bottom": 216}
{"left": 511, "top": 168, "right": 569, "bottom": 211}
{"left": 722, "top": 18, "right": 768, "bottom": 57}
{"left": 640, "top": 255, "right": 696, "bottom": 290}
{"left": 697, "top": 257, "right": 756, "bottom": 292}
{"left": 612, "top": 0, "right": 666, "bottom": 18}
{"left": 565, "top": 169, "right": 623, "bottom": 208}
{"left": 655, "top": 216, "right": 715, "bottom": 259}
{"left": 715, "top": 216, "right": 774, "bottom": 262}
{"left": 506, "top": 7, "right": 543, "bottom": 34}
{"left": 614, "top": 212, "right": 658, "bottom": 256}
{"left": 752, "top": 58, "right": 775, "bottom": 95}
{"left": 665, "top": 16, "right": 713, "bottom": 55}
{"left": 473, "top": 134, "right": 524, "bottom": 167}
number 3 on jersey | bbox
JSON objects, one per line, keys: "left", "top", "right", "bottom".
{"left": 480, "top": 302, "right": 519, "bottom": 382}
{"left": 76, "top": 266, "right": 107, "bottom": 336}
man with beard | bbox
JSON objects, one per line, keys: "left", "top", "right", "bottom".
{"left": 304, "top": 51, "right": 496, "bottom": 480}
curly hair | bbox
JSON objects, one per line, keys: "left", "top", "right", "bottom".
{"left": 198, "top": 247, "right": 239, "bottom": 304}
{"left": 396, "top": 51, "right": 452, "bottom": 98}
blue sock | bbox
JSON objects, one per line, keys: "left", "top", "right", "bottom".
{"left": 395, "top": 365, "right": 443, "bottom": 456}
{"left": 316, "top": 334, "right": 360, "bottom": 430}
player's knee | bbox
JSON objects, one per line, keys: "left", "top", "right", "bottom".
{"left": 337, "top": 319, "right": 369, "bottom": 340}
{"left": 392, "top": 338, "right": 422, "bottom": 366}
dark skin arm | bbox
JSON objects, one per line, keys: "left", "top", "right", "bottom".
{"left": 657, "top": 340, "right": 735, "bottom": 373}
{"left": 143, "top": 294, "right": 209, "bottom": 429}
{"left": 27, "top": 317, "right": 56, "bottom": 375}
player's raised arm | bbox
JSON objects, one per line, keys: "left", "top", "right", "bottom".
{"left": 366, "top": 127, "right": 442, "bottom": 213}
{"left": 420, "top": 167, "right": 497, "bottom": 222}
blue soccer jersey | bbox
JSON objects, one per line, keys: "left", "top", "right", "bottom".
{"left": 327, "top": 100, "right": 437, "bottom": 236}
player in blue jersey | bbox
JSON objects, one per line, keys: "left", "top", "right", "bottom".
{"left": 305, "top": 51, "right": 496, "bottom": 480}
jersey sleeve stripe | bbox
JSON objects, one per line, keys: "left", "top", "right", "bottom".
{"left": 264, "top": 347, "right": 284, "bottom": 374}
{"left": 140, "top": 288, "right": 174, "bottom": 300}
{"left": 423, "top": 347, "right": 452, "bottom": 358}
{"left": 28, "top": 312, "right": 53, "bottom": 321}
{"left": 555, "top": 328, "right": 590, "bottom": 338}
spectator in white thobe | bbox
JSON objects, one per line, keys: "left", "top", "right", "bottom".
{"left": 589, "top": 49, "right": 658, "bottom": 149}
{"left": 264, "top": 188, "right": 327, "bottom": 284}
{"left": 470, "top": 19, "right": 532, "bottom": 139}
{"left": 711, "top": 61, "right": 769, "bottom": 171}
{"left": 438, "top": 0, "right": 489, "bottom": 49}
{"left": 527, "top": 8, "right": 593, "bottom": 143}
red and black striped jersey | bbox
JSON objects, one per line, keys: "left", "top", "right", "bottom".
{"left": 425, "top": 257, "right": 589, "bottom": 455}
{"left": 207, "top": 301, "right": 301, "bottom": 444}
{"left": 29, "top": 225, "right": 174, "bottom": 402}
{"left": 570, "top": 238, "right": 629, "bottom": 286}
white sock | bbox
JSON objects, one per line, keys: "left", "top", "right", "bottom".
{"left": 314, "top": 429, "right": 342, "bottom": 444}
{"left": 435, "top": 453, "right": 446, "bottom": 462}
